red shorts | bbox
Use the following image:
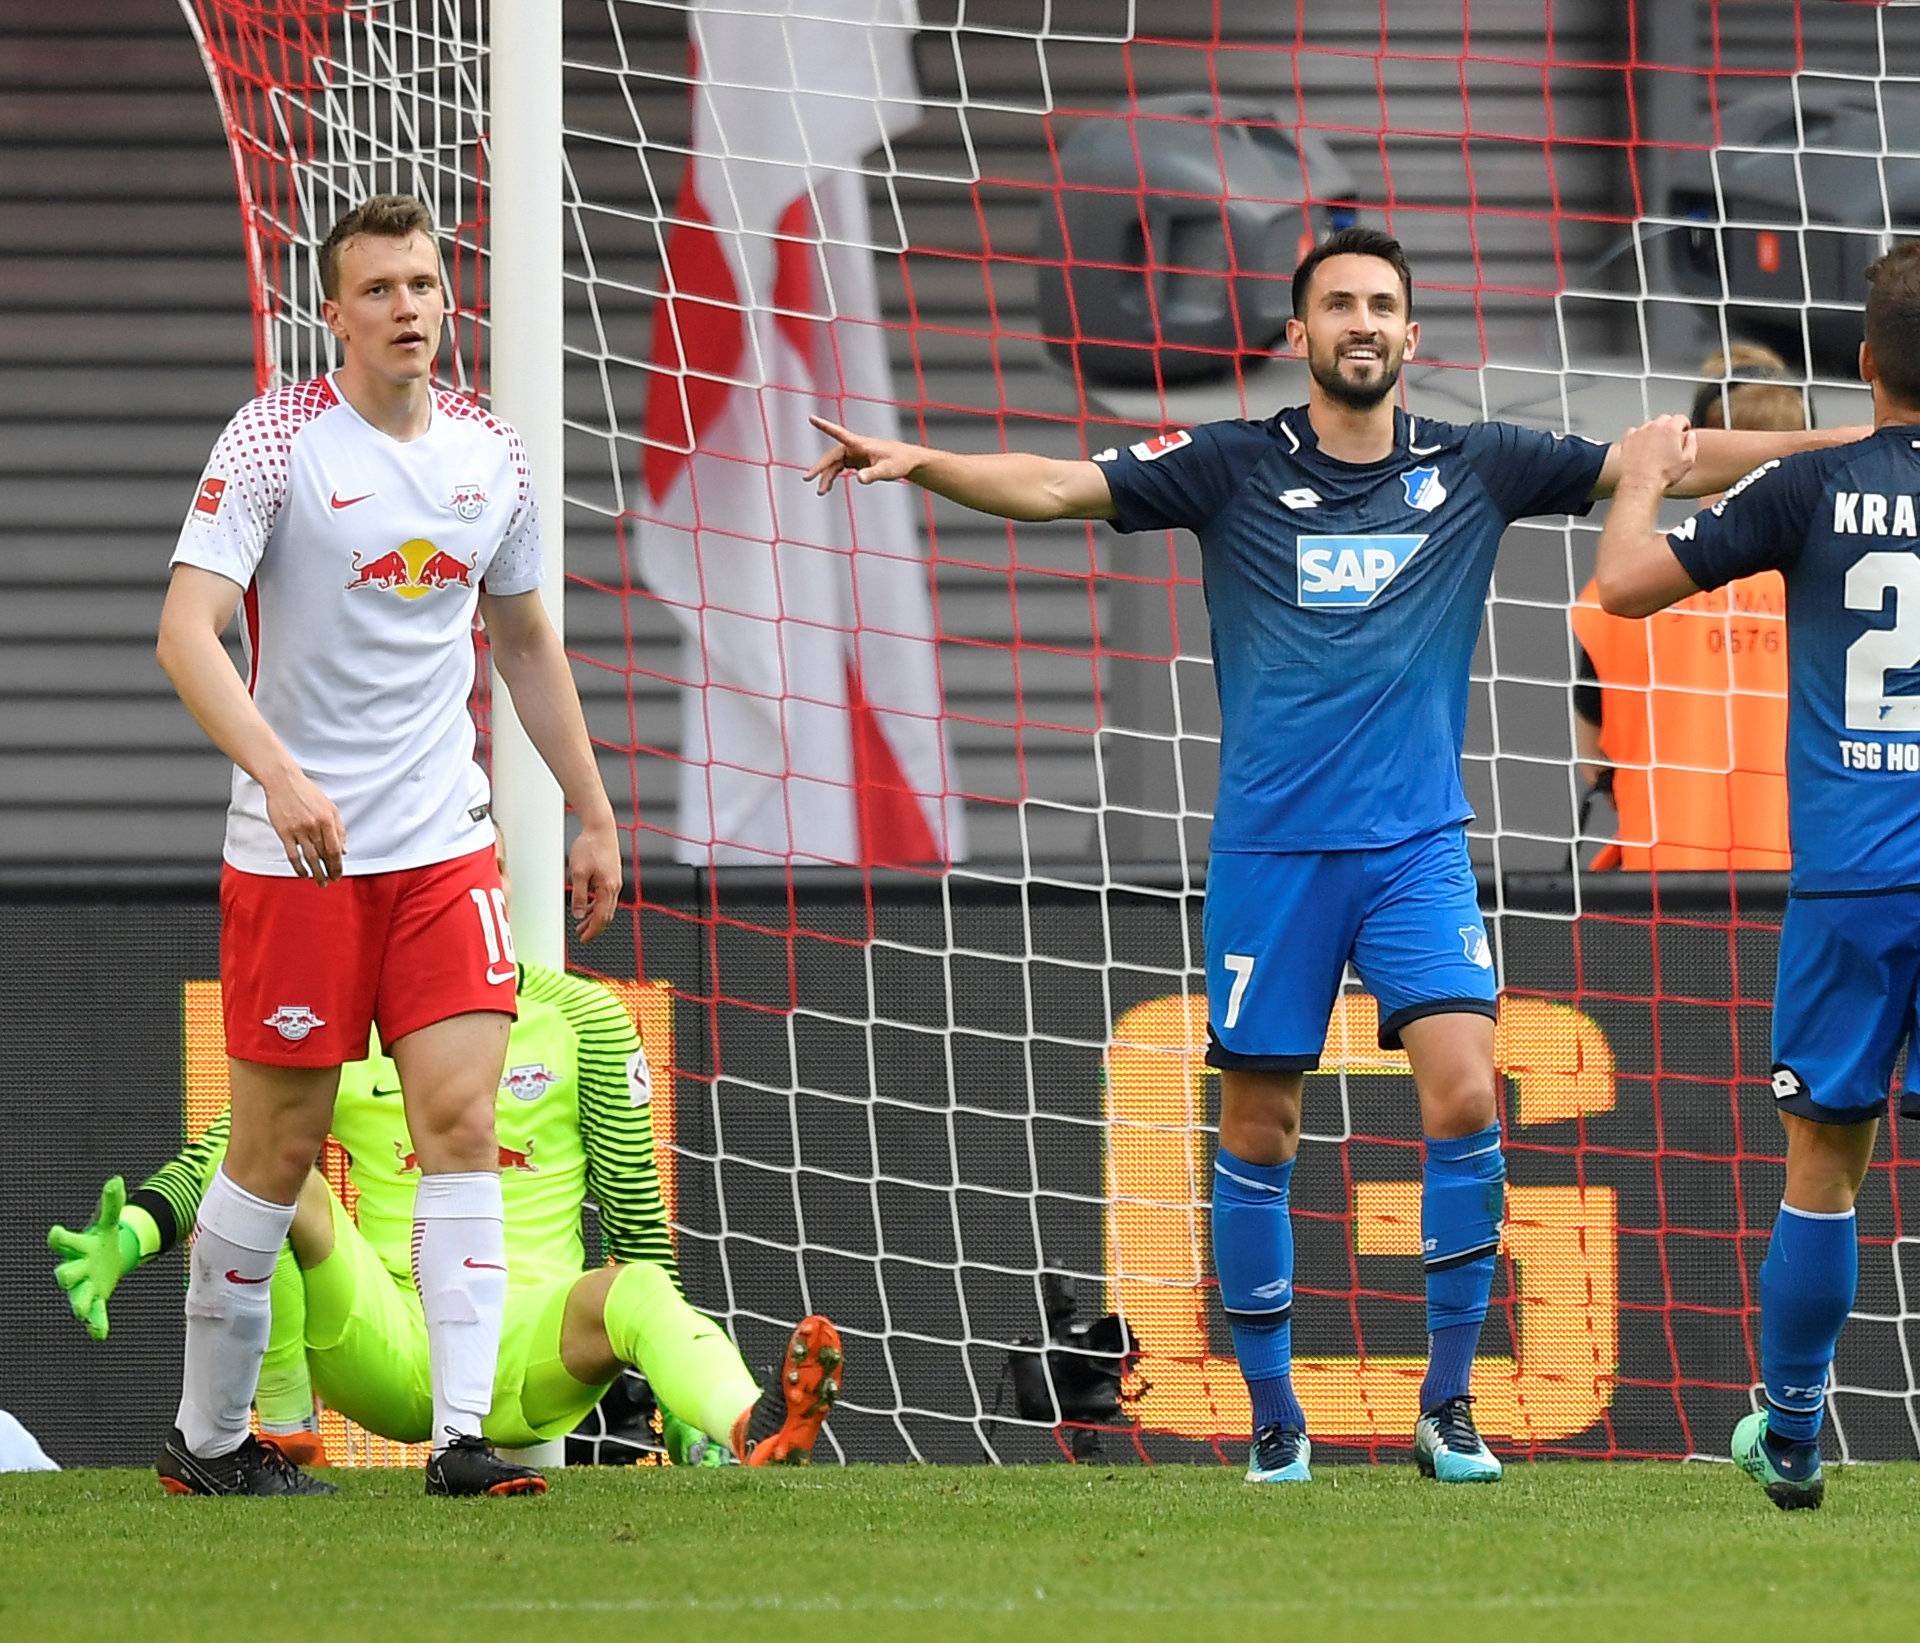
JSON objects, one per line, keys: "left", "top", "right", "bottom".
{"left": 220, "top": 844, "right": 518, "bottom": 1067}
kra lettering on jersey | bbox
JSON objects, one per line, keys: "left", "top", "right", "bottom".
{"left": 1297, "top": 534, "right": 1427, "bottom": 609}
{"left": 1832, "top": 491, "right": 1920, "bottom": 537}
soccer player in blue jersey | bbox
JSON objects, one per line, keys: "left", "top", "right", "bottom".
{"left": 1593, "top": 241, "right": 1920, "bottom": 1511}
{"left": 808, "top": 227, "right": 1847, "bottom": 1485}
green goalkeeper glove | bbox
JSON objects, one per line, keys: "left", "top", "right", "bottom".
{"left": 48, "top": 1177, "right": 140, "bottom": 1343}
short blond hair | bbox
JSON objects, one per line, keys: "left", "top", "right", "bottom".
{"left": 1690, "top": 341, "right": 1807, "bottom": 432}
{"left": 319, "top": 194, "right": 439, "bottom": 300}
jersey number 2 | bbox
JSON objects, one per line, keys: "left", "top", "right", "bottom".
{"left": 1846, "top": 552, "right": 1920, "bottom": 731}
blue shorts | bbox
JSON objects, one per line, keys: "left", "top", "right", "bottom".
{"left": 1203, "top": 827, "right": 1498, "bottom": 1071}
{"left": 1772, "top": 888, "right": 1920, "bottom": 1125}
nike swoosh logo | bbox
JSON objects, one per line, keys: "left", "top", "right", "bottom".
{"left": 462, "top": 1258, "right": 507, "bottom": 1272}
{"left": 225, "top": 1269, "right": 272, "bottom": 1286}
{"left": 486, "top": 964, "right": 516, "bottom": 985}
{"left": 330, "top": 491, "right": 374, "bottom": 510}
{"left": 370, "top": 1086, "right": 401, "bottom": 1099}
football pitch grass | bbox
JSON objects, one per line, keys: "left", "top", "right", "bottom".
{"left": 6, "top": 1462, "right": 1920, "bottom": 1642}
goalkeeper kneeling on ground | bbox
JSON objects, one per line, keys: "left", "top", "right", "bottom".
{"left": 49, "top": 950, "right": 841, "bottom": 1472}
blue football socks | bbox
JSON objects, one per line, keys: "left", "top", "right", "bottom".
{"left": 1213, "top": 1146, "right": 1306, "bottom": 1432}
{"left": 1418, "top": 1122, "right": 1505, "bottom": 1411}
{"left": 1759, "top": 1203, "right": 1857, "bottom": 1445}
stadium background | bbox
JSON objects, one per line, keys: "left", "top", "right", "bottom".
{"left": 5, "top": 0, "right": 1920, "bottom": 1469}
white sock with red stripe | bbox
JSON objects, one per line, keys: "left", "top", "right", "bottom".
{"left": 411, "top": 1171, "right": 507, "bottom": 1452}
{"left": 175, "top": 1169, "right": 296, "bottom": 1458}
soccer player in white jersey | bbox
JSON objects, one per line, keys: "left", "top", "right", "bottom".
{"left": 153, "top": 194, "right": 622, "bottom": 1497}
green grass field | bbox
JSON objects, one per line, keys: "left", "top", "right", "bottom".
{"left": 5, "top": 1462, "right": 1918, "bottom": 1642}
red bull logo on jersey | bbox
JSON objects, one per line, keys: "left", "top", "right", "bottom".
{"left": 393, "top": 1136, "right": 538, "bottom": 1174}
{"left": 345, "top": 538, "right": 474, "bottom": 600}
{"left": 1296, "top": 534, "right": 1428, "bottom": 609}
{"left": 501, "top": 1063, "right": 557, "bottom": 1103}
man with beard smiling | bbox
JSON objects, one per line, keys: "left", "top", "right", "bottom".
{"left": 806, "top": 227, "right": 1850, "bottom": 1485}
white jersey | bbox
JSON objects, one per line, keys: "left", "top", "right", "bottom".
{"left": 169, "top": 374, "right": 543, "bottom": 876}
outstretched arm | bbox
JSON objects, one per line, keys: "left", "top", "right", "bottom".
{"left": 806, "top": 416, "right": 1117, "bottom": 523}
{"left": 1592, "top": 420, "right": 1868, "bottom": 500}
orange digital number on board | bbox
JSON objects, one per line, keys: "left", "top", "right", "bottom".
{"left": 1104, "top": 993, "right": 1619, "bottom": 1445}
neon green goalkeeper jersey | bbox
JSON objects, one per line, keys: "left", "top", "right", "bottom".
{"left": 130, "top": 962, "right": 675, "bottom": 1291}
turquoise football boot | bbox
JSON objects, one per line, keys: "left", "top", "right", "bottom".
{"left": 1413, "top": 1395, "right": 1503, "bottom": 1483}
{"left": 1246, "top": 1424, "right": 1312, "bottom": 1484}
{"left": 1732, "top": 1409, "right": 1824, "bottom": 1510}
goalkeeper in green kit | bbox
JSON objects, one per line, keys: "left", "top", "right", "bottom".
{"left": 50, "top": 940, "right": 842, "bottom": 1472}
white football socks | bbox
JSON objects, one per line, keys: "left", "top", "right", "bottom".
{"left": 411, "top": 1171, "right": 507, "bottom": 1451}
{"left": 175, "top": 1169, "right": 296, "bottom": 1458}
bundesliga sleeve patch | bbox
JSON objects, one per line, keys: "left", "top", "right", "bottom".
{"left": 1130, "top": 430, "right": 1192, "bottom": 462}
{"left": 191, "top": 476, "right": 227, "bottom": 522}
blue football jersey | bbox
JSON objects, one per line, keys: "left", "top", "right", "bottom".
{"left": 1668, "top": 425, "right": 1920, "bottom": 892}
{"left": 1097, "top": 408, "right": 1606, "bottom": 852}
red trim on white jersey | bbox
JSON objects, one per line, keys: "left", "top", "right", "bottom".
{"left": 242, "top": 580, "right": 261, "bottom": 696}
{"left": 436, "top": 389, "right": 534, "bottom": 540}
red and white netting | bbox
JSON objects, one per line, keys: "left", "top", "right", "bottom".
{"left": 181, "top": 0, "right": 1920, "bottom": 1465}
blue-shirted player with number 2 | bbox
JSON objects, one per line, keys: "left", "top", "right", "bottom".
{"left": 1596, "top": 241, "right": 1920, "bottom": 1512}
{"left": 807, "top": 227, "right": 1845, "bottom": 1485}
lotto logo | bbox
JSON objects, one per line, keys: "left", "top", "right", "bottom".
{"left": 192, "top": 476, "right": 227, "bottom": 521}
{"left": 1297, "top": 534, "right": 1427, "bottom": 608}
{"left": 1770, "top": 1065, "right": 1805, "bottom": 1103}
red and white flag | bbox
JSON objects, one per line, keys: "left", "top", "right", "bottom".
{"left": 640, "top": 0, "right": 966, "bottom": 867}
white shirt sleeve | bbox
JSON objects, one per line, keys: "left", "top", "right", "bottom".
{"left": 481, "top": 424, "right": 544, "bottom": 596}
{"left": 169, "top": 396, "right": 294, "bottom": 588}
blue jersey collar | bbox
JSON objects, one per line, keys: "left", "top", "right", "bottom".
{"left": 1277, "top": 405, "right": 1410, "bottom": 472}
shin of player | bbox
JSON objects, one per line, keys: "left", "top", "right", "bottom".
{"left": 397, "top": 1012, "right": 514, "bottom": 1452}
{"left": 1757, "top": 1114, "right": 1865, "bottom": 1461}
{"left": 1214, "top": 1072, "right": 1310, "bottom": 1481}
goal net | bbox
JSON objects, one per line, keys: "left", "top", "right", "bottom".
{"left": 179, "top": 0, "right": 1920, "bottom": 1465}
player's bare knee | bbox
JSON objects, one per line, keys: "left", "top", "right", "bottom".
{"left": 560, "top": 1266, "right": 623, "bottom": 1382}
{"left": 1419, "top": 1072, "right": 1499, "bottom": 1141}
{"left": 288, "top": 1171, "right": 336, "bottom": 1267}
{"left": 1219, "top": 1070, "right": 1302, "bottom": 1164}
{"left": 409, "top": 1102, "right": 498, "bottom": 1174}
{"left": 1781, "top": 1111, "right": 1876, "bottom": 1212}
